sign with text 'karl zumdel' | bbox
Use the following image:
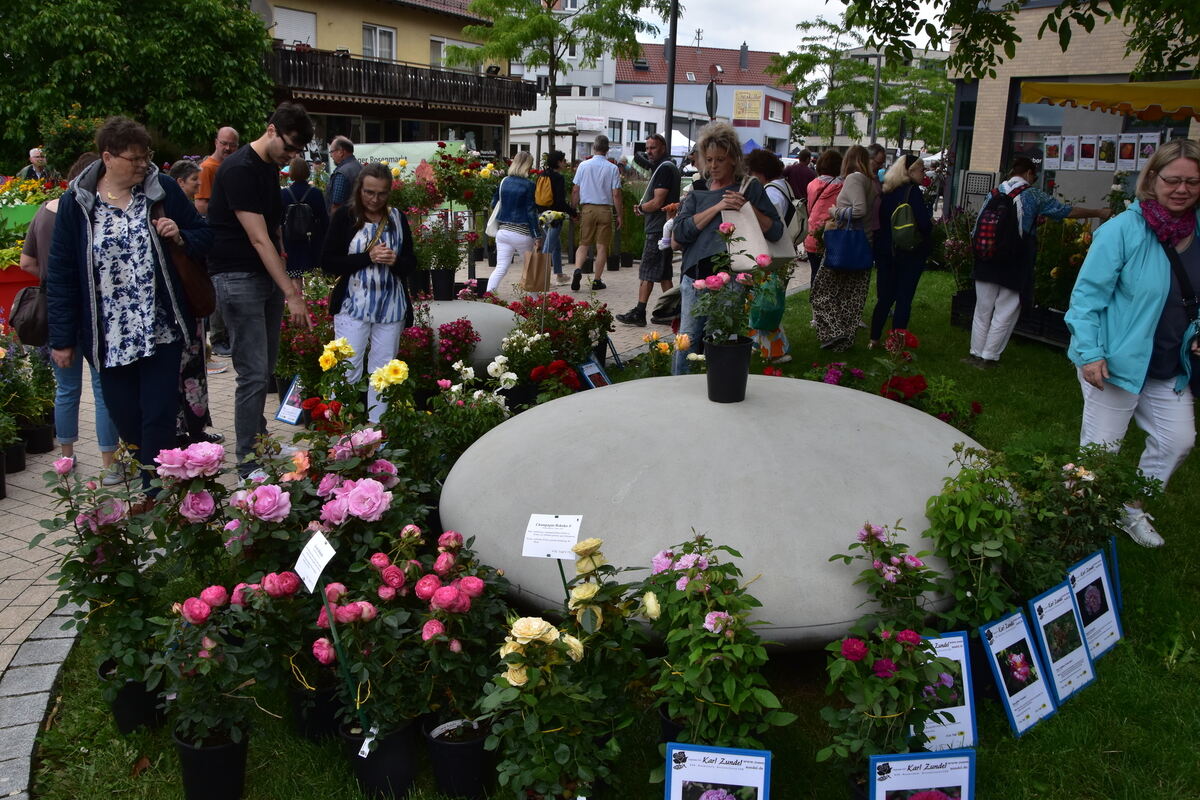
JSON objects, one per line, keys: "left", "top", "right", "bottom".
{"left": 1068, "top": 549, "right": 1123, "bottom": 659}
{"left": 522, "top": 514, "right": 583, "bottom": 559}
{"left": 868, "top": 749, "right": 975, "bottom": 800}
{"left": 979, "top": 610, "right": 1056, "bottom": 737}
{"left": 664, "top": 743, "right": 771, "bottom": 800}
{"left": 1029, "top": 581, "right": 1095, "bottom": 705}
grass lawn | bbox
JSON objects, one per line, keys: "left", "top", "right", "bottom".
{"left": 31, "top": 270, "right": 1200, "bottom": 799}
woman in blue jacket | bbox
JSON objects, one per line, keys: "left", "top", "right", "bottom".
{"left": 1065, "top": 139, "right": 1200, "bottom": 548}
{"left": 870, "top": 154, "right": 933, "bottom": 346}
{"left": 47, "top": 117, "right": 211, "bottom": 484}
{"left": 486, "top": 151, "right": 542, "bottom": 293}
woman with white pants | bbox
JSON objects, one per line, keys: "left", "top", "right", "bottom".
{"left": 486, "top": 151, "right": 542, "bottom": 294}
{"left": 1066, "top": 139, "right": 1200, "bottom": 547}
{"left": 321, "top": 163, "right": 415, "bottom": 422}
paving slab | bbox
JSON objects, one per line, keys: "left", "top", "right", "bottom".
{"left": 0, "top": 757, "right": 32, "bottom": 796}
{"left": 0, "top": 724, "right": 38, "bottom": 762}
{"left": 10, "top": 638, "right": 73, "bottom": 668}
{"left": 0, "top": 693, "right": 51, "bottom": 727}
{"left": 30, "top": 616, "right": 74, "bottom": 640}
{"left": 0, "top": 665, "right": 59, "bottom": 697}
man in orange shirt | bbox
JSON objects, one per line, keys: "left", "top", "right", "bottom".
{"left": 195, "top": 126, "right": 239, "bottom": 355}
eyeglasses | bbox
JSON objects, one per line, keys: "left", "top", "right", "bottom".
{"left": 281, "top": 135, "right": 305, "bottom": 156}
{"left": 112, "top": 150, "right": 154, "bottom": 166}
{"left": 1157, "top": 174, "right": 1200, "bottom": 189}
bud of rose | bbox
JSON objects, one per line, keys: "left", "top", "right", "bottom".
{"left": 86, "top": 480, "right": 98, "bottom": 490}
{"left": 202, "top": 636, "right": 218, "bottom": 650}
{"left": 200, "top": 585, "right": 228, "bottom": 608}
{"left": 223, "top": 519, "right": 241, "bottom": 532}
{"left": 334, "top": 604, "right": 361, "bottom": 624}
{"left": 180, "top": 597, "right": 211, "bottom": 625}
{"left": 414, "top": 574, "right": 441, "bottom": 601}
{"left": 401, "top": 524, "right": 422, "bottom": 538}
{"left": 324, "top": 582, "right": 347, "bottom": 603}
{"left": 312, "top": 637, "right": 336, "bottom": 665}
{"left": 377, "top": 585, "right": 396, "bottom": 601}
{"left": 422, "top": 619, "right": 446, "bottom": 641}
{"left": 643, "top": 591, "right": 661, "bottom": 620}
{"left": 369, "top": 552, "right": 391, "bottom": 571}
{"left": 433, "top": 551, "right": 456, "bottom": 576}
{"left": 437, "top": 530, "right": 464, "bottom": 550}
{"left": 381, "top": 564, "right": 406, "bottom": 589}
{"left": 356, "top": 601, "right": 378, "bottom": 621}
{"left": 448, "top": 639, "right": 463, "bottom": 653}
{"left": 316, "top": 606, "right": 330, "bottom": 629}
{"left": 459, "top": 576, "right": 485, "bottom": 598}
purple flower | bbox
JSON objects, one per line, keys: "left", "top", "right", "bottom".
{"left": 703, "top": 611, "right": 733, "bottom": 634}
{"left": 675, "top": 575, "right": 689, "bottom": 591}
{"left": 651, "top": 549, "right": 675, "bottom": 574}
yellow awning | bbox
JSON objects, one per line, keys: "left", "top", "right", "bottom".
{"left": 1020, "top": 79, "right": 1200, "bottom": 122}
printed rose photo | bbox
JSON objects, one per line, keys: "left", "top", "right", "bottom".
{"left": 682, "top": 781, "right": 759, "bottom": 800}
{"left": 1075, "top": 578, "right": 1109, "bottom": 627}
{"left": 995, "top": 639, "right": 1040, "bottom": 697}
{"left": 885, "top": 787, "right": 963, "bottom": 800}
{"left": 1041, "top": 611, "right": 1083, "bottom": 663}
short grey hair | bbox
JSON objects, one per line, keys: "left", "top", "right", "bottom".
{"left": 331, "top": 136, "right": 354, "bottom": 154}
{"left": 593, "top": 135, "right": 609, "bottom": 154}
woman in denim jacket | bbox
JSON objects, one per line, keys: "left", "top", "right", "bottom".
{"left": 486, "top": 151, "right": 543, "bottom": 293}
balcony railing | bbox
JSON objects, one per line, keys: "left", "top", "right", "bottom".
{"left": 268, "top": 45, "right": 537, "bottom": 113}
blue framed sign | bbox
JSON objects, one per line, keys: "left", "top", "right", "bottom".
{"left": 1068, "top": 550, "right": 1123, "bottom": 659}
{"left": 917, "top": 632, "right": 978, "bottom": 751}
{"left": 274, "top": 375, "right": 305, "bottom": 424}
{"left": 1028, "top": 581, "right": 1096, "bottom": 704}
{"left": 663, "top": 742, "right": 771, "bottom": 800}
{"left": 868, "top": 748, "right": 975, "bottom": 800}
{"left": 1108, "top": 536, "right": 1123, "bottom": 611}
{"left": 979, "top": 610, "right": 1057, "bottom": 737}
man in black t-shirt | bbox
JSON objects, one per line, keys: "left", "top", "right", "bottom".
{"left": 208, "top": 102, "right": 314, "bottom": 473}
{"left": 616, "top": 133, "right": 681, "bottom": 327}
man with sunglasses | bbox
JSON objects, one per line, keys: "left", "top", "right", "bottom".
{"left": 207, "top": 102, "right": 314, "bottom": 475}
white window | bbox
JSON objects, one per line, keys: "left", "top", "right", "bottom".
{"left": 644, "top": 122, "right": 657, "bottom": 138}
{"left": 430, "top": 38, "right": 444, "bottom": 67}
{"left": 685, "top": 71, "right": 696, "bottom": 82}
{"left": 608, "top": 118, "right": 623, "bottom": 143}
{"left": 561, "top": 0, "right": 578, "bottom": 8}
{"left": 767, "top": 98, "right": 785, "bottom": 123}
{"left": 363, "top": 23, "right": 396, "bottom": 61}
{"left": 627, "top": 120, "right": 640, "bottom": 143}
{"left": 566, "top": 41, "right": 577, "bottom": 59}
{"left": 274, "top": 6, "right": 316, "bottom": 47}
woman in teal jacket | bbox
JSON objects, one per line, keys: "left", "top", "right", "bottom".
{"left": 1065, "top": 139, "right": 1200, "bottom": 548}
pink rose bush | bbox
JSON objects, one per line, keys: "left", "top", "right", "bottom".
{"left": 156, "top": 441, "right": 225, "bottom": 480}
{"left": 831, "top": 522, "right": 939, "bottom": 632}
{"left": 179, "top": 490, "right": 216, "bottom": 523}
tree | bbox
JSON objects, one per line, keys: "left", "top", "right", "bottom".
{"left": 446, "top": 0, "right": 670, "bottom": 150}
{"left": 875, "top": 60, "right": 953, "bottom": 153}
{"left": 766, "top": 16, "right": 878, "bottom": 147}
{"left": 0, "top": 0, "right": 273, "bottom": 169}
{"left": 838, "top": 0, "right": 1200, "bottom": 80}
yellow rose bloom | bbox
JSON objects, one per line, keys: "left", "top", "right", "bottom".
{"left": 561, "top": 634, "right": 584, "bottom": 662}
{"left": 503, "top": 665, "right": 528, "bottom": 687}
{"left": 398, "top": 159, "right": 408, "bottom": 168}
{"left": 568, "top": 582, "right": 599, "bottom": 609}
{"left": 572, "top": 537, "right": 604, "bottom": 557}
{"left": 642, "top": 333, "right": 653, "bottom": 344}
{"left": 656, "top": 341, "right": 671, "bottom": 354}
{"left": 575, "top": 553, "right": 607, "bottom": 574}
{"left": 643, "top": 591, "right": 661, "bottom": 620}
{"left": 318, "top": 352, "right": 337, "bottom": 371}
{"left": 385, "top": 359, "right": 409, "bottom": 384}
{"left": 499, "top": 638, "right": 524, "bottom": 659}
{"left": 327, "top": 337, "right": 355, "bottom": 358}
{"left": 510, "top": 616, "right": 556, "bottom": 645}
{"left": 538, "top": 625, "right": 561, "bottom": 644}
{"left": 391, "top": 167, "right": 400, "bottom": 177}
{"left": 648, "top": 330, "right": 661, "bottom": 341}
{"left": 369, "top": 369, "right": 390, "bottom": 393}
{"left": 380, "top": 160, "right": 390, "bottom": 166}
{"left": 675, "top": 333, "right": 691, "bottom": 352}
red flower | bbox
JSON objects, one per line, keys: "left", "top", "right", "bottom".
{"left": 301, "top": 397, "right": 321, "bottom": 411}
{"left": 762, "top": 366, "right": 783, "bottom": 377}
{"left": 872, "top": 658, "right": 898, "bottom": 679}
{"left": 437, "top": 141, "right": 446, "bottom": 148}
{"left": 971, "top": 401, "right": 983, "bottom": 415}
{"left": 895, "top": 629, "right": 922, "bottom": 647}
{"left": 840, "top": 637, "right": 868, "bottom": 661}
{"left": 531, "top": 366, "right": 548, "bottom": 382}
{"left": 463, "top": 189, "right": 474, "bottom": 200}
{"left": 561, "top": 371, "right": 581, "bottom": 390}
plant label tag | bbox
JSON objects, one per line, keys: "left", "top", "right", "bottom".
{"left": 1068, "top": 550, "right": 1123, "bottom": 659}
{"left": 358, "top": 725, "right": 379, "bottom": 759}
{"left": 917, "top": 632, "right": 977, "bottom": 750}
{"left": 979, "top": 610, "right": 1057, "bottom": 737}
{"left": 274, "top": 375, "right": 304, "bottom": 424}
{"left": 1028, "top": 581, "right": 1096, "bottom": 705}
{"left": 867, "top": 749, "right": 975, "bottom": 800}
{"left": 296, "top": 531, "right": 337, "bottom": 593}
{"left": 663, "top": 743, "right": 772, "bottom": 799}
{"left": 521, "top": 514, "right": 583, "bottom": 560}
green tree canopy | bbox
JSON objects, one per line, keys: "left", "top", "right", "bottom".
{"left": 876, "top": 60, "right": 953, "bottom": 152}
{"left": 447, "top": 0, "right": 670, "bottom": 150}
{"left": 0, "top": 0, "right": 274, "bottom": 170}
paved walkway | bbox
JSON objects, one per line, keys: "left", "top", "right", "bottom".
{"left": 0, "top": 251, "right": 810, "bottom": 798}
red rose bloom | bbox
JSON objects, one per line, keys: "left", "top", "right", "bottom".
{"left": 840, "top": 637, "right": 868, "bottom": 661}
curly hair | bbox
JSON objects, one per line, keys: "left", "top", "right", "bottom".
{"left": 695, "top": 121, "right": 744, "bottom": 182}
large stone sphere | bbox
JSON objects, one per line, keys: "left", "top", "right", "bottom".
{"left": 440, "top": 375, "right": 979, "bottom": 648}
{"left": 427, "top": 300, "right": 521, "bottom": 370}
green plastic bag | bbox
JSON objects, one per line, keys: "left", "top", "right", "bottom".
{"left": 749, "top": 276, "right": 786, "bottom": 332}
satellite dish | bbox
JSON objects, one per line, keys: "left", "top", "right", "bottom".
{"left": 249, "top": 0, "right": 274, "bottom": 29}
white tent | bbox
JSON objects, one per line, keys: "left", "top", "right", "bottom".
{"left": 670, "top": 130, "right": 694, "bottom": 157}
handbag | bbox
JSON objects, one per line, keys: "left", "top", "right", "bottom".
{"left": 10, "top": 285, "right": 47, "bottom": 346}
{"left": 1159, "top": 241, "right": 1200, "bottom": 395}
{"left": 520, "top": 249, "right": 552, "bottom": 293}
{"left": 748, "top": 274, "right": 786, "bottom": 331}
{"left": 719, "top": 178, "right": 773, "bottom": 270}
{"left": 151, "top": 202, "right": 216, "bottom": 317}
{"left": 822, "top": 216, "right": 874, "bottom": 271}
{"left": 485, "top": 177, "right": 507, "bottom": 238}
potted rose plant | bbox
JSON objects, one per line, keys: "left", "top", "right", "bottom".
{"left": 828, "top": 522, "right": 940, "bottom": 632}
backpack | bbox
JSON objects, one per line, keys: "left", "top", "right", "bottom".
{"left": 282, "top": 185, "right": 316, "bottom": 247}
{"left": 972, "top": 184, "right": 1030, "bottom": 262}
{"left": 890, "top": 186, "right": 922, "bottom": 252}
{"left": 534, "top": 174, "right": 554, "bottom": 207}
{"left": 768, "top": 179, "right": 807, "bottom": 248}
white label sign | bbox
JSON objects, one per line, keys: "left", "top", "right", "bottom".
{"left": 665, "top": 743, "right": 771, "bottom": 799}
{"left": 521, "top": 514, "right": 583, "bottom": 560}
{"left": 920, "top": 632, "right": 977, "bottom": 750}
{"left": 980, "top": 610, "right": 1057, "bottom": 737}
{"left": 295, "top": 531, "right": 337, "bottom": 593}
{"left": 1029, "top": 582, "right": 1095, "bottom": 704}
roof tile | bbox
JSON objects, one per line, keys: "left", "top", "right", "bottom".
{"left": 616, "top": 43, "right": 792, "bottom": 90}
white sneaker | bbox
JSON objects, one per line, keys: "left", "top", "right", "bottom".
{"left": 554, "top": 273, "right": 570, "bottom": 284}
{"left": 1121, "top": 506, "right": 1164, "bottom": 548}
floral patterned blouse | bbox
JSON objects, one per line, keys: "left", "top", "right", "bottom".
{"left": 340, "top": 207, "right": 407, "bottom": 325}
{"left": 91, "top": 189, "right": 180, "bottom": 368}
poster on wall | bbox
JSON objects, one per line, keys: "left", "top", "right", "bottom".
{"left": 1117, "top": 133, "right": 1140, "bottom": 170}
{"left": 1097, "top": 135, "right": 1118, "bottom": 171}
{"left": 1043, "top": 136, "right": 1062, "bottom": 170}
{"left": 1059, "top": 136, "right": 1079, "bottom": 170}
{"left": 1138, "top": 132, "right": 1161, "bottom": 168}
{"left": 1077, "top": 135, "right": 1098, "bottom": 171}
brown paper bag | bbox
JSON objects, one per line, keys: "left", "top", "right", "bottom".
{"left": 521, "top": 250, "right": 552, "bottom": 292}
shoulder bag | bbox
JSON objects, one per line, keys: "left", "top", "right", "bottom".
{"left": 1159, "top": 240, "right": 1200, "bottom": 395}
{"left": 485, "top": 177, "right": 508, "bottom": 238}
{"left": 720, "top": 177, "right": 787, "bottom": 270}
{"left": 10, "top": 284, "right": 47, "bottom": 346}
{"left": 151, "top": 202, "right": 215, "bottom": 317}
{"left": 822, "top": 214, "right": 873, "bottom": 271}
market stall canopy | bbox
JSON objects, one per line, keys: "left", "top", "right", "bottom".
{"left": 1020, "top": 79, "right": 1200, "bottom": 122}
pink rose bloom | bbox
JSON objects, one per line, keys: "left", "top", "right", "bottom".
{"left": 179, "top": 490, "right": 216, "bottom": 523}
{"left": 200, "top": 585, "right": 228, "bottom": 608}
{"left": 369, "top": 552, "right": 391, "bottom": 571}
{"left": 333, "top": 604, "right": 361, "bottom": 624}
{"left": 381, "top": 564, "right": 406, "bottom": 589}
{"left": 312, "top": 637, "right": 336, "bottom": 665}
{"left": 880, "top": 629, "right": 893, "bottom": 639}
{"left": 840, "top": 637, "right": 868, "bottom": 662}
{"left": 904, "top": 554, "right": 925, "bottom": 568}
{"left": 651, "top": 550, "right": 675, "bottom": 574}
{"left": 414, "top": 574, "right": 441, "bottom": 601}
{"left": 703, "top": 611, "right": 732, "bottom": 634}
{"left": 421, "top": 619, "right": 445, "bottom": 641}
{"left": 317, "top": 473, "right": 341, "bottom": 497}
{"left": 675, "top": 575, "right": 689, "bottom": 591}
{"left": 438, "top": 530, "right": 464, "bottom": 550}
{"left": 53, "top": 457, "right": 74, "bottom": 476}
{"left": 325, "top": 582, "right": 347, "bottom": 603}
{"left": 95, "top": 498, "right": 126, "bottom": 527}
{"left": 184, "top": 441, "right": 225, "bottom": 476}
{"left": 320, "top": 497, "right": 349, "bottom": 526}
{"left": 345, "top": 478, "right": 391, "bottom": 522}
{"left": 349, "top": 427, "right": 383, "bottom": 456}
{"left": 155, "top": 448, "right": 191, "bottom": 480}
{"left": 197, "top": 649, "right": 211, "bottom": 659}
{"left": 401, "top": 524, "right": 422, "bottom": 539}
{"left": 377, "top": 585, "right": 396, "bottom": 601}
{"left": 448, "top": 639, "right": 463, "bottom": 653}
{"left": 180, "top": 597, "right": 211, "bottom": 625}
{"left": 430, "top": 585, "right": 462, "bottom": 612}
{"left": 223, "top": 519, "right": 241, "bottom": 532}
{"left": 873, "top": 658, "right": 899, "bottom": 679}
{"left": 436, "top": 379, "right": 452, "bottom": 390}
{"left": 692, "top": 278, "right": 707, "bottom": 291}
{"left": 368, "top": 459, "right": 399, "bottom": 488}
{"left": 896, "top": 629, "right": 922, "bottom": 647}
{"left": 247, "top": 484, "right": 291, "bottom": 522}
{"left": 890, "top": 556, "right": 901, "bottom": 565}
{"left": 329, "top": 438, "right": 353, "bottom": 461}
{"left": 263, "top": 571, "right": 300, "bottom": 598}
{"left": 355, "top": 601, "right": 378, "bottom": 621}
{"left": 231, "top": 582, "right": 251, "bottom": 607}
{"left": 718, "top": 221, "right": 735, "bottom": 235}
{"left": 316, "top": 606, "right": 330, "bottom": 629}
{"left": 459, "top": 576, "right": 485, "bottom": 598}
{"left": 754, "top": 253, "right": 772, "bottom": 268}
{"left": 433, "top": 551, "right": 456, "bottom": 576}
{"left": 676, "top": 553, "right": 703, "bottom": 571}
{"left": 703, "top": 274, "right": 725, "bottom": 291}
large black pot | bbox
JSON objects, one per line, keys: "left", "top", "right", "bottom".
{"left": 606, "top": 254, "right": 620, "bottom": 271}
{"left": 173, "top": 729, "right": 250, "bottom": 800}
{"left": 4, "top": 441, "right": 26, "bottom": 474}
{"left": 409, "top": 269, "right": 432, "bottom": 298}
{"left": 287, "top": 682, "right": 341, "bottom": 742}
{"left": 340, "top": 721, "right": 419, "bottom": 799}
{"left": 657, "top": 705, "right": 685, "bottom": 744}
{"left": 424, "top": 719, "right": 490, "bottom": 799}
{"left": 98, "top": 658, "right": 163, "bottom": 735}
{"left": 619, "top": 253, "right": 634, "bottom": 269}
{"left": 20, "top": 422, "right": 54, "bottom": 454}
{"left": 704, "top": 336, "right": 753, "bottom": 403}
{"left": 430, "top": 269, "right": 456, "bottom": 300}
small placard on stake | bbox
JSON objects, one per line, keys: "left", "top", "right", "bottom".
{"left": 295, "top": 531, "right": 337, "bottom": 593}
{"left": 358, "top": 725, "right": 380, "bottom": 758}
{"left": 521, "top": 514, "right": 583, "bottom": 560}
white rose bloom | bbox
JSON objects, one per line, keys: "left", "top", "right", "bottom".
{"left": 460, "top": 366, "right": 476, "bottom": 380}
{"left": 450, "top": 383, "right": 463, "bottom": 394}
{"left": 495, "top": 354, "right": 508, "bottom": 364}
{"left": 452, "top": 360, "right": 465, "bottom": 371}
{"left": 473, "top": 389, "right": 486, "bottom": 400}
{"left": 500, "top": 371, "right": 518, "bottom": 389}
{"left": 487, "top": 360, "right": 505, "bottom": 378}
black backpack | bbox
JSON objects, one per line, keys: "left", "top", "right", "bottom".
{"left": 972, "top": 184, "right": 1030, "bottom": 262}
{"left": 282, "top": 185, "right": 316, "bottom": 247}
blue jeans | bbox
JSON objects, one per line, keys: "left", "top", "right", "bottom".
{"left": 54, "top": 359, "right": 118, "bottom": 451}
{"left": 542, "top": 223, "right": 563, "bottom": 274}
{"left": 98, "top": 341, "right": 185, "bottom": 481}
{"left": 870, "top": 251, "right": 925, "bottom": 340}
{"left": 672, "top": 277, "right": 707, "bottom": 375}
{"left": 213, "top": 272, "right": 284, "bottom": 468}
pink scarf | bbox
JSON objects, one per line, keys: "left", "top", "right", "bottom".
{"left": 1141, "top": 199, "right": 1197, "bottom": 247}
